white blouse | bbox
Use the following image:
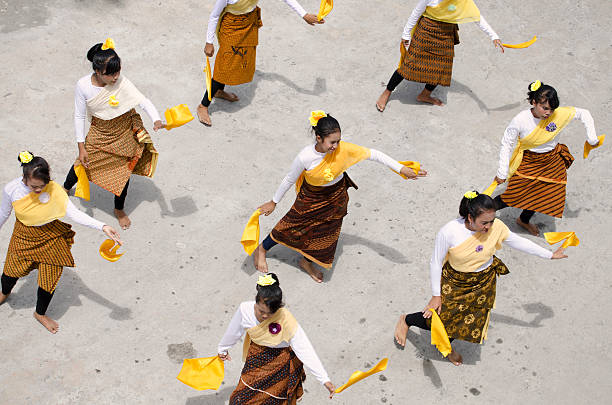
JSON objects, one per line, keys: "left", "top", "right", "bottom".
{"left": 74, "top": 74, "right": 161, "bottom": 143}
{"left": 429, "top": 218, "right": 552, "bottom": 296}
{"left": 272, "top": 144, "right": 404, "bottom": 203}
{"left": 496, "top": 108, "right": 599, "bottom": 179}
{"left": 0, "top": 177, "right": 105, "bottom": 231}
{"left": 218, "top": 301, "right": 330, "bottom": 385}
{"left": 402, "top": 0, "right": 499, "bottom": 41}
{"left": 205, "top": 0, "right": 307, "bottom": 44}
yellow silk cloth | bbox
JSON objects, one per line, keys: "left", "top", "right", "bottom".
{"left": 86, "top": 77, "right": 146, "bottom": 121}
{"left": 423, "top": 0, "right": 480, "bottom": 24}
{"left": 503, "top": 35, "right": 537, "bottom": 49}
{"left": 507, "top": 106, "right": 576, "bottom": 179}
{"left": 391, "top": 161, "right": 420, "bottom": 179}
{"left": 99, "top": 239, "right": 124, "bottom": 262}
{"left": 544, "top": 232, "right": 580, "bottom": 248}
{"left": 295, "top": 141, "right": 371, "bottom": 193}
{"left": 583, "top": 134, "right": 605, "bottom": 159}
{"left": 446, "top": 219, "right": 509, "bottom": 272}
{"left": 216, "top": 0, "right": 259, "bottom": 37}
{"left": 429, "top": 309, "right": 452, "bottom": 357}
{"left": 317, "top": 0, "right": 333, "bottom": 21}
{"left": 205, "top": 56, "right": 212, "bottom": 102}
{"left": 242, "top": 308, "right": 298, "bottom": 361}
{"left": 482, "top": 181, "right": 497, "bottom": 196}
{"left": 177, "top": 355, "right": 225, "bottom": 391}
{"left": 164, "top": 104, "right": 194, "bottom": 130}
{"left": 74, "top": 164, "right": 90, "bottom": 201}
{"left": 241, "top": 209, "right": 261, "bottom": 255}
{"left": 12, "top": 181, "right": 68, "bottom": 226}
{"left": 335, "top": 358, "right": 388, "bottom": 393}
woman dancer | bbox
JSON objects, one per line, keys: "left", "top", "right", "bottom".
{"left": 0, "top": 152, "right": 121, "bottom": 333}
{"left": 218, "top": 273, "right": 335, "bottom": 403}
{"left": 63, "top": 40, "right": 164, "bottom": 229}
{"left": 196, "top": 0, "right": 324, "bottom": 126}
{"left": 254, "top": 112, "right": 427, "bottom": 282}
{"left": 376, "top": 0, "right": 503, "bottom": 109}
{"left": 394, "top": 192, "right": 566, "bottom": 365}
{"left": 491, "top": 81, "right": 601, "bottom": 235}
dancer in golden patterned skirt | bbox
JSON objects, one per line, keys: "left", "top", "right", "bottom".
{"left": 394, "top": 192, "right": 566, "bottom": 365}
{"left": 218, "top": 273, "right": 335, "bottom": 403}
{"left": 1, "top": 153, "right": 121, "bottom": 333}
{"left": 63, "top": 39, "right": 165, "bottom": 229}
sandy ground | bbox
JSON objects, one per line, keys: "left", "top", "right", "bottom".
{"left": 1, "top": 0, "right": 611, "bottom": 404}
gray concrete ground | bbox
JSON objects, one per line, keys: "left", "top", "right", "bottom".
{"left": 1, "top": 0, "right": 611, "bottom": 404}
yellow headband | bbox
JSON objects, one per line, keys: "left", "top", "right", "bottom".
{"left": 257, "top": 274, "right": 276, "bottom": 286}
{"left": 309, "top": 110, "right": 327, "bottom": 126}
{"left": 101, "top": 38, "right": 115, "bottom": 50}
{"left": 464, "top": 191, "right": 478, "bottom": 200}
{"left": 530, "top": 80, "right": 541, "bottom": 92}
{"left": 19, "top": 151, "right": 33, "bottom": 164}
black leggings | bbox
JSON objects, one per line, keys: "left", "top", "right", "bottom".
{"left": 64, "top": 166, "right": 130, "bottom": 210}
{"left": 201, "top": 79, "right": 226, "bottom": 107}
{"left": 493, "top": 195, "right": 536, "bottom": 224}
{"left": 261, "top": 235, "right": 312, "bottom": 263}
{"left": 1, "top": 273, "right": 54, "bottom": 315}
{"left": 405, "top": 312, "right": 454, "bottom": 343}
{"left": 386, "top": 70, "right": 437, "bottom": 92}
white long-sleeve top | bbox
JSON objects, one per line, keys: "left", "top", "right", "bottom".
{"left": 272, "top": 145, "right": 404, "bottom": 203}
{"left": 205, "top": 0, "right": 307, "bottom": 44}
{"left": 0, "top": 177, "right": 105, "bottom": 231}
{"left": 74, "top": 74, "right": 161, "bottom": 143}
{"left": 429, "top": 218, "right": 553, "bottom": 296}
{"left": 402, "top": 0, "right": 499, "bottom": 41}
{"left": 218, "top": 301, "right": 330, "bottom": 385}
{"left": 496, "top": 108, "right": 599, "bottom": 179}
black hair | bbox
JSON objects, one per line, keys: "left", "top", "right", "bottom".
{"left": 459, "top": 192, "right": 495, "bottom": 220}
{"left": 18, "top": 152, "right": 51, "bottom": 184}
{"left": 87, "top": 43, "right": 121, "bottom": 75}
{"left": 527, "top": 82, "right": 559, "bottom": 110}
{"left": 255, "top": 273, "right": 284, "bottom": 313}
{"left": 313, "top": 114, "right": 341, "bottom": 139}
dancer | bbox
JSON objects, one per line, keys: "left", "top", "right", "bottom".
{"left": 492, "top": 81, "right": 601, "bottom": 236}
{"left": 218, "top": 273, "right": 335, "bottom": 403}
{"left": 394, "top": 192, "right": 566, "bottom": 365}
{"left": 196, "top": 0, "right": 324, "bottom": 126}
{"left": 0, "top": 152, "right": 122, "bottom": 333}
{"left": 63, "top": 40, "right": 165, "bottom": 229}
{"left": 253, "top": 112, "right": 427, "bottom": 282}
{"left": 376, "top": 0, "right": 503, "bottom": 109}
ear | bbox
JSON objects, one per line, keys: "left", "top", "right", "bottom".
{"left": 315, "top": 135, "right": 322, "bottom": 143}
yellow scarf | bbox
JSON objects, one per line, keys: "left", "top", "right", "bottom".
{"left": 295, "top": 141, "right": 371, "bottom": 193}
{"left": 507, "top": 106, "right": 576, "bottom": 179}
{"left": 446, "top": 219, "right": 509, "bottom": 272}
{"left": 216, "top": 0, "right": 259, "bottom": 37}
{"left": 423, "top": 0, "right": 480, "bottom": 24}
{"left": 242, "top": 307, "right": 298, "bottom": 361}
{"left": 12, "top": 181, "right": 68, "bottom": 226}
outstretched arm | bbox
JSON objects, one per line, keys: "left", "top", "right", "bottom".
{"left": 503, "top": 231, "right": 553, "bottom": 259}
{"left": 138, "top": 98, "right": 164, "bottom": 131}
{"left": 368, "top": 149, "right": 427, "bottom": 179}
{"left": 290, "top": 325, "right": 331, "bottom": 385}
{"left": 574, "top": 108, "right": 600, "bottom": 146}
{"left": 0, "top": 187, "right": 12, "bottom": 231}
{"left": 476, "top": 15, "right": 503, "bottom": 53}
{"left": 218, "top": 306, "right": 247, "bottom": 355}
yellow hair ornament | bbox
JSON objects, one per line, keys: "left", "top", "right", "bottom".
{"left": 108, "top": 95, "right": 119, "bottom": 107}
{"left": 19, "top": 151, "right": 33, "bottom": 164}
{"left": 101, "top": 38, "right": 115, "bottom": 50}
{"left": 257, "top": 274, "right": 276, "bottom": 287}
{"left": 464, "top": 191, "right": 478, "bottom": 200}
{"left": 530, "top": 80, "right": 542, "bottom": 92}
{"left": 309, "top": 110, "right": 327, "bottom": 126}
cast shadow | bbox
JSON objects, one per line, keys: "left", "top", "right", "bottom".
{"left": 185, "top": 386, "right": 234, "bottom": 405}
{"left": 496, "top": 208, "right": 557, "bottom": 235}
{"left": 4, "top": 268, "right": 132, "bottom": 321}
{"left": 491, "top": 302, "right": 554, "bottom": 328}
{"left": 402, "top": 329, "right": 482, "bottom": 367}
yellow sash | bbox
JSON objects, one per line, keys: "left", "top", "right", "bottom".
{"left": 295, "top": 141, "right": 371, "bottom": 193}
{"left": 423, "top": 0, "right": 480, "bottom": 24}
{"left": 12, "top": 181, "right": 68, "bottom": 226}
{"left": 507, "top": 106, "right": 576, "bottom": 179}
{"left": 242, "top": 307, "right": 298, "bottom": 361}
{"left": 216, "top": 0, "right": 259, "bottom": 37}
{"left": 446, "top": 219, "right": 509, "bottom": 272}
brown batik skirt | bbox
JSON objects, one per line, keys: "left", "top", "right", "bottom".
{"left": 229, "top": 342, "right": 305, "bottom": 405}
{"left": 214, "top": 7, "right": 263, "bottom": 86}
{"left": 501, "top": 143, "right": 574, "bottom": 218}
{"left": 398, "top": 16, "right": 459, "bottom": 86}
{"left": 433, "top": 256, "right": 509, "bottom": 344}
{"left": 3, "top": 220, "right": 75, "bottom": 293}
{"left": 85, "top": 108, "right": 158, "bottom": 196}
{"left": 270, "top": 173, "right": 357, "bottom": 269}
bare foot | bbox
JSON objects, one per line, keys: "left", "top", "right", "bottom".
{"left": 516, "top": 217, "right": 539, "bottom": 236}
{"left": 114, "top": 209, "right": 131, "bottom": 230}
{"left": 394, "top": 314, "right": 409, "bottom": 347}
{"left": 299, "top": 257, "right": 323, "bottom": 283}
{"left": 214, "top": 90, "right": 239, "bottom": 102}
{"left": 376, "top": 89, "right": 392, "bottom": 112}
{"left": 196, "top": 104, "right": 212, "bottom": 127}
{"left": 448, "top": 349, "right": 463, "bottom": 366}
{"left": 416, "top": 89, "right": 444, "bottom": 106}
{"left": 0, "top": 292, "right": 8, "bottom": 305}
{"left": 253, "top": 244, "right": 269, "bottom": 273}
{"left": 33, "top": 312, "right": 59, "bottom": 334}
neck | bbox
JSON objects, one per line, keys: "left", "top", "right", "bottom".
{"left": 314, "top": 143, "right": 326, "bottom": 153}
{"left": 463, "top": 218, "right": 476, "bottom": 232}
{"left": 91, "top": 73, "right": 107, "bottom": 87}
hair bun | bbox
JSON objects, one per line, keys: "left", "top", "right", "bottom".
{"left": 87, "top": 43, "right": 104, "bottom": 62}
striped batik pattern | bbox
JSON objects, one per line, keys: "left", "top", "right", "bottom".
{"left": 501, "top": 144, "right": 574, "bottom": 218}
{"left": 3, "top": 220, "right": 75, "bottom": 293}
